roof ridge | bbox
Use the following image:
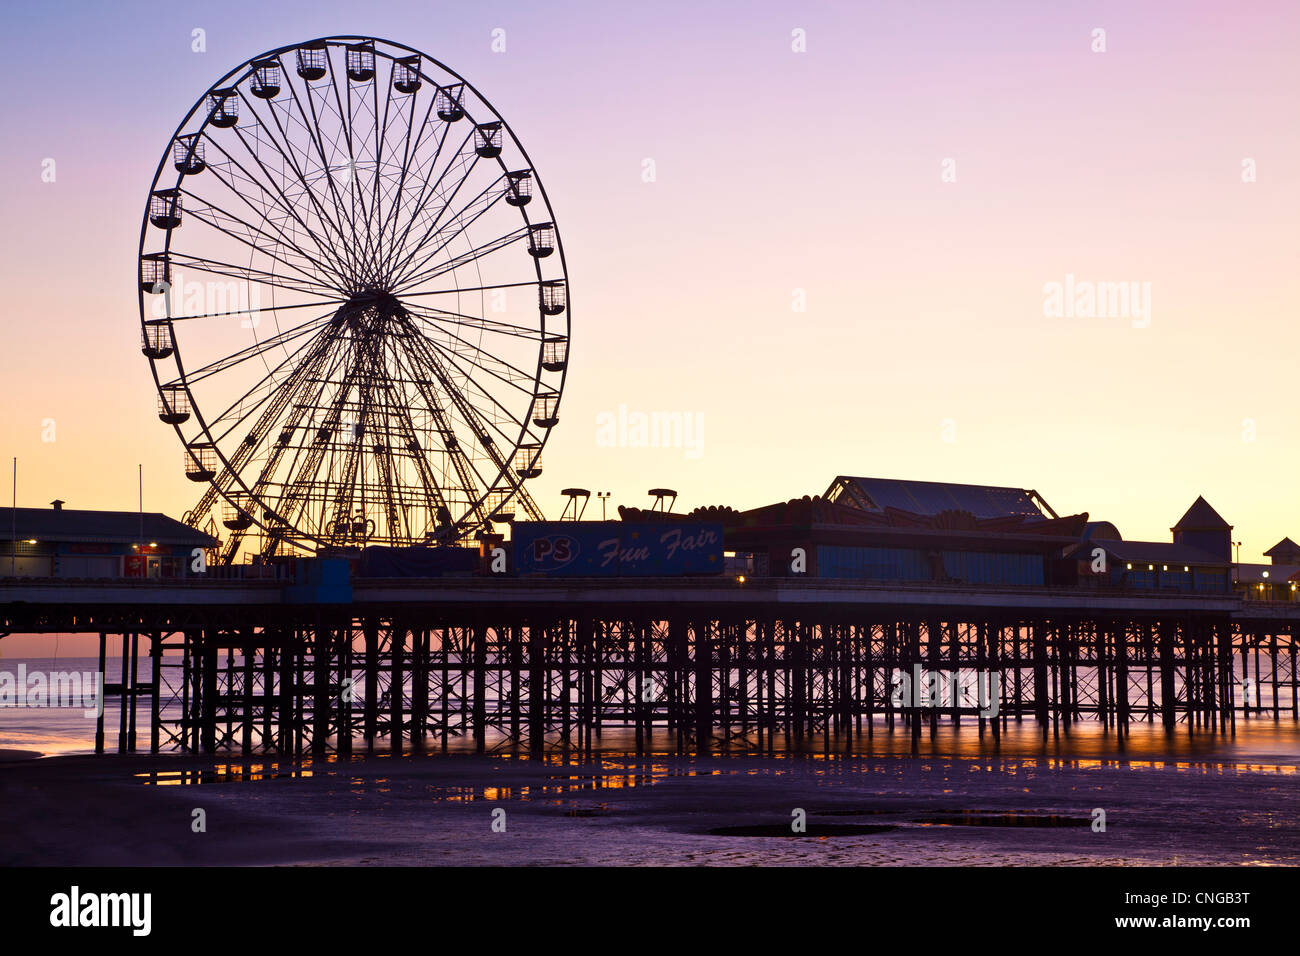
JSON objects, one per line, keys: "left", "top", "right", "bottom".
{"left": 1171, "top": 495, "right": 1231, "bottom": 531}
{"left": 1264, "top": 536, "right": 1300, "bottom": 555}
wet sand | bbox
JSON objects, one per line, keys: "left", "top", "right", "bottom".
{"left": 3, "top": 732, "right": 1298, "bottom": 866}
{"left": 0, "top": 750, "right": 41, "bottom": 763}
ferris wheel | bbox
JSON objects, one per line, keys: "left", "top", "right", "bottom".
{"left": 136, "top": 36, "right": 569, "bottom": 560}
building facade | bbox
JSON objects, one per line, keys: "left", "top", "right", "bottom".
{"left": 0, "top": 501, "right": 217, "bottom": 579}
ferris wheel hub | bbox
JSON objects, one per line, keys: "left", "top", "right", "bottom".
{"left": 334, "top": 290, "right": 401, "bottom": 335}
{"left": 348, "top": 288, "right": 400, "bottom": 309}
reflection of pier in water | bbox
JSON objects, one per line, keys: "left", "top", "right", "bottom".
{"left": 2, "top": 576, "right": 1297, "bottom": 756}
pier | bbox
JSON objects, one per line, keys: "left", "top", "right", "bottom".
{"left": 3, "top": 574, "right": 1296, "bottom": 756}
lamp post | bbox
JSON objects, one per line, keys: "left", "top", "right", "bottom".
{"left": 597, "top": 492, "right": 611, "bottom": 520}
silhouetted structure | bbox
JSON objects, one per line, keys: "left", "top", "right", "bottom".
{"left": 0, "top": 502, "right": 216, "bottom": 578}
{"left": 138, "top": 36, "right": 570, "bottom": 560}
{"left": 2, "top": 477, "right": 1296, "bottom": 758}
{"left": 1172, "top": 496, "right": 1233, "bottom": 562}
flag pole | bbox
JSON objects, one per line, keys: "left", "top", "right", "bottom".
{"left": 10, "top": 457, "right": 15, "bottom": 577}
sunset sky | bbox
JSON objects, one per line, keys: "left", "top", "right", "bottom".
{"left": 2, "top": 0, "right": 1298, "bottom": 566}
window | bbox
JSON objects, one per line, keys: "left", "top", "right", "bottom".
{"left": 1193, "top": 569, "right": 1228, "bottom": 593}
{"left": 942, "top": 551, "right": 1043, "bottom": 586}
{"left": 816, "top": 546, "right": 930, "bottom": 581}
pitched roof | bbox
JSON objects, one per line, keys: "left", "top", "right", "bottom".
{"left": 1264, "top": 537, "right": 1300, "bottom": 557}
{"left": 0, "top": 507, "right": 217, "bottom": 546}
{"left": 826, "top": 476, "right": 1053, "bottom": 520}
{"left": 618, "top": 495, "right": 1087, "bottom": 538}
{"left": 1171, "top": 496, "right": 1231, "bottom": 532}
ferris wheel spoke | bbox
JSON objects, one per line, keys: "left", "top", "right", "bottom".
{"left": 424, "top": 339, "right": 537, "bottom": 436}
{"left": 207, "top": 361, "right": 321, "bottom": 445}
{"left": 430, "top": 342, "right": 539, "bottom": 404}
{"left": 378, "top": 118, "right": 456, "bottom": 281}
{"left": 170, "top": 311, "right": 330, "bottom": 387}
{"left": 329, "top": 51, "right": 360, "bottom": 169}
{"left": 192, "top": 134, "right": 295, "bottom": 234}
{"left": 174, "top": 178, "right": 336, "bottom": 285}
{"left": 388, "top": 345, "right": 496, "bottom": 528}
{"left": 267, "top": 335, "right": 365, "bottom": 533}
{"left": 171, "top": 332, "right": 330, "bottom": 426}
{"left": 336, "top": 77, "right": 383, "bottom": 285}
{"left": 293, "top": 60, "right": 368, "bottom": 282}
{"left": 390, "top": 226, "right": 531, "bottom": 297}
{"left": 326, "top": 53, "right": 373, "bottom": 244}
{"left": 375, "top": 79, "right": 436, "bottom": 281}
{"left": 386, "top": 172, "right": 512, "bottom": 291}
{"left": 366, "top": 340, "right": 431, "bottom": 541}
{"left": 204, "top": 327, "right": 340, "bottom": 446}
{"left": 224, "top": 88, "right": 363, "bottom": 285}
{"left": 275, "top": 59, "right": 367, "bottom": 284}
{"left": 388, "top": 337, "right": 495, "bottom": 486}
{"left": 337, "top": 65, "right": 384, "bottom": 266}
{"left": 407, "top": 312, "right": 542, "bottom": 397}
{"left": 324, "top": 340, "right": 377, "bottom": 525}
{"left": 406, "top": 299, "right": 548, "bottom": 340}
{"left": 166, "top": 252, "right": 339, "bottom": 298}
{"left": 181, "top": 326, "right": 343, "bottom": 526}
{"left": 364, "top": 363, "right": 431, "bottom": 539}
{"left": 380, "top": 126, "right": 478, "bottom": 283}
{"left": 166, "top": 297, "right": 343, "bottom": 323}
{"left": 384, "top": 139, "right": 487, "bottom": 288}
{"left": 377, "top": 341, "right": 456, "bottom": 527}
{"left": 510, "top": 484, "right": 546, "bottom": 522}
{"left": 360, "top": 74, "right": 394, "bottom": 278}
{"left": 205, "top": 348, "right": 330, "bottom": 459}
{"left": 177, "top": 185, "right": 350, "bottom": 292}
{"left": 398, "top": 280, "right": 541, "bottom": 299}
{"left": 238, "top": 338, "right": 350, "bottom": 512}
{"left": 196, "top": 122, "right": 357, "bottom": 285}
{"left": 216, "top": 105, "right": 356, "bottom": 282}
{"left": 399, "top": 317, "right": 531, "bottom": 461}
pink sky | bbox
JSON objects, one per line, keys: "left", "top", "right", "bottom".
{"left": 1, "top": 0, "right": 1297, "bottom": 596}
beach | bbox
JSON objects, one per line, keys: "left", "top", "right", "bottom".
{"left": 4, "top": 721, "right": 1299, "bottom": 867}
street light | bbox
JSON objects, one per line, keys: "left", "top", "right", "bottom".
{"left": 596, "top": 491, "right": 611, "bottom": 520}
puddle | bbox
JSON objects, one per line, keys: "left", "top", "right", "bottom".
{"left": 913, "top": 811, "right": 1089, "bottom": 828}
{"left": 136, "top": 764, "right": 314, "bottom": 786}
{"left": 708, "top": 823, "right": 896, "bottom": 837}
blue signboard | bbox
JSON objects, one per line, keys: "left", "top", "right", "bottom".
{"left": 357, "top": 546, "right": 478, "bottom": 578}
{"left": 512, "top": 522, "right": 724, "bottom": 577}
{"left": 282, "top": 557, "right": 353, "bottom": 604}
